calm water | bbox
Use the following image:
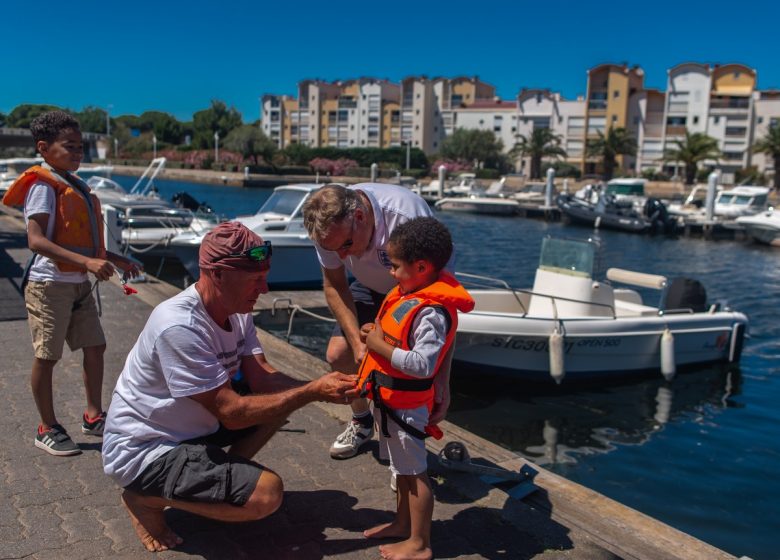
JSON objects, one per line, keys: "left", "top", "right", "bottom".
{"left": 114, "top": 176, "right": 779, "bottom": 559}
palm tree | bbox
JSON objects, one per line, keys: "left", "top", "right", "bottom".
{"left": 509, "top": 128, "right": 566, "bottom": 179}
{"left": 753, "top": 125, "right": 780, "bottom": 191}
{"left": 662, "top": 131, "right": 720, "bottom": 185}
{"left": 586, "top": 127, "right": 637, "bottom": 180}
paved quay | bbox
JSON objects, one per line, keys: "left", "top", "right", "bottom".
{"left": 0, "top": 205, "right": 737, "bottom": 559}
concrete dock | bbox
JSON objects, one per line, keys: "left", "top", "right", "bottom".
{"left": 0, "top": 205, "right": 737, "bottom": 559}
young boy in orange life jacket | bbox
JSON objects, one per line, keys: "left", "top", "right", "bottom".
{"left": 2, "top": 111, "right": 140, "bottom": 457}
{"left": 357, "top": 216, "right": 474, "bottom": 560}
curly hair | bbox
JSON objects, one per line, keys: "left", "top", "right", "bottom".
{"left": 302, "top": 184, "right": 364, "bottom": 241}
{"left": 388, "top": 217, "right": 452, "bottom": 272}
{"left": 30, "top": 111, "right": 80, "bottom": 144}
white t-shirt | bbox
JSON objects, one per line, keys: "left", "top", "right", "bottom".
{"left": 23, "top": 181, "right": 89, "bottom": 283}
{"left": 102, "top": 285, "right": 264, "bottom": 487}
{"left": 314, "top": 183, "right": 434, "bottom": 294}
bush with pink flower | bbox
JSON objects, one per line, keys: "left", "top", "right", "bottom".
{"left": 309, "top": 157, "right": 359, "bottom": 176}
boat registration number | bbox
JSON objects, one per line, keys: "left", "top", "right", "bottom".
{"left": 491, "top": 337, "right": 621, "bottom": 352}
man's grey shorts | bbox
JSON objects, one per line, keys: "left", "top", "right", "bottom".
{"left": 331, "top": 280, "right": 386, "bottom": 337}
{"left": 124, "top": 425, "right": 262, "bottom": 506}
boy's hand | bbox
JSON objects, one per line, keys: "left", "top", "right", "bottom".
{"left": 121, "top": 260, "right": 142, "bottom": 279}
{"left": 365, "top": 321, "right": 384, "bottom": 352}
{"left": 359, "top": 322, "right": 374, "bottom": 343}
{"left": 86, "top": 258, "right": 114, "bottom": 281}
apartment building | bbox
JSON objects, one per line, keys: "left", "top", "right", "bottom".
{"left": 582, "top": 64, "right": 645, "bottom": 175}
{"left": 261, "top": 78, "right": 400, "bottom": 149}
{"left": 752, "top": 90, "right": 780, "bottom": 177}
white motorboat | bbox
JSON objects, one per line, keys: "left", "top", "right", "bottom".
{"left": 713, "top": 186, "right": 770, "bottom": 218}
{"left": 88, "top": 157, "right": 168, "bottom": 207}
{"left": 605, "top": 178, "right": 647, "bottom": 209}
{"left": 102, "top": 200, "right": 220, "bottom": 256}
{"left": 735, "top": 208, "right": 780, "bottom": 246}
{"left": 511, "top": 182, "right": 551, "bottom": 205}
{"left": 669, "top": 185, "right": 769, "bottom": 219}
{"left": 453, "top": 237, "right": 748, "bottom": 384}
{"left": 0, "top": 157, "right": 43, "bottom": 195}
{"left": 169, "top": 184, "right": 323, "bottom": 288}
{"left": 435, "top": 178, "right": 520, "bottom": 215}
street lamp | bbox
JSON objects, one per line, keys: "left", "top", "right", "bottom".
{"left": 113, "top": 138, "right": 118, "bottom": 158}
{"left": 152, "top": 135, "right": 157, "bottom": 160}
{"left": 214, "top": 131, "right": 220, "bottom": 162}
{"left": 106, "top": 104, "right": 113, "bottom": 136}
{"left": 404, "top": 141, "right": 411, "bottom": 171}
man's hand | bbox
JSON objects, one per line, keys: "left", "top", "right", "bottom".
{"left": 86, "top": 258, "right": 114, "bottom": 281}
{"left": 312, "top": 372, "right": 358, "bottom": 404}
{"left": 429, "top": 393, "right": 450, "bottom": 425}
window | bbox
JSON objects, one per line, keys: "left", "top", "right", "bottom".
{"left": 693, "top": 116, "right": 699, "bottom": 124}
{"left": 536, "top": 93, "right": 542, "bottom": 103}
{"left": 494, "top": 115, "right": 503, "bottom": 132}
{"left": 613, "top": 90, "right": 620, "bottom": 98}
{"left": 714, "top": 116, "right": 720, "bottom": 124}
{"left": 451, "top": 94, "right": 463, "bottom": 106}
{"left": 666, "top": 116, "right": 687, "bottom": 125}
{"left": 757, "top": 117, "right": 763, "bottom": 124}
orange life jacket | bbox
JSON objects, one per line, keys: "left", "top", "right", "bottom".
{"left": 357, "top": 271, "right": 474, "bottom": 438}
{"left": 3, "top": 165, "right": 106, "bottom": 273}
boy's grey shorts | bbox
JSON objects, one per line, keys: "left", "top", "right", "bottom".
{"left": 331, "top": 280, "right": 386, "bottom": 337}
{"left": 125, "top": 425, "right": 262, "bottom": 506}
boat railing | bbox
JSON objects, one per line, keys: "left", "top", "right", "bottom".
{"left": 130, "top": 157, "right": 167, "bottom": 196}
{"left": 456, "top": 271, "right": 617, "bottom": 319}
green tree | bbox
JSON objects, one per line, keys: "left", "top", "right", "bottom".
{"left": 76, "top": 106, "right": 110, "bottom": 133}
{"left": 509, "top": 128, "right": 566, "bottom": 179}
{"left": 283, "top": 143, "right": 313, "bottom": 165}
{"left": 440, "top": 128, "right": 504, "bottom": 169}
{"left": 0, "top": 112, "right": 6, "bottom": 127}
{"left": 138, "top": 111, "right": 183, "bottom": 144}
{"left": 223, "top": 125, "right": 277, "bottom": 165}
{"left": 6, "top": 104, "right": 63, "bottom": 128}
{"left": 586, "top": 127, "right": 637, "bottom": 181}
{"left": 192, "top": 100, "right": 243, "bottom": 149}
{"left": 753, "top": 124, "right": 780, "bottom": 191}
{"left": 663, "top": 131, "right": 720, "bottom": 185}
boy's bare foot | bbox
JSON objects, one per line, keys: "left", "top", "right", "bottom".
{"left": 121, "top": 490, "right": 183, "bottom": 552}
{"left": 379, "top": 539, "right": 432, "bottom": 560}
{"left": 363, "top": 520, "right": 410, "bottom": 539}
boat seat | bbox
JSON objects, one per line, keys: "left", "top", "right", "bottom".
{"left": 614, "top": 300, "right": 659, "bottom": 317}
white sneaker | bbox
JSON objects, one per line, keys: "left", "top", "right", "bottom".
{"left": 329, "top": 421, "right": 374, "bottom": 459}
{"left": 390, "top": 472, "right": 397, "bottom": 493}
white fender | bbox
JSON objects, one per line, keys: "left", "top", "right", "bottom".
{"left": 594, "top": 215, "right": 602, "bottom": 229}
{"left": 549, "top": 327, "right": 565, "bottom": 384}
{"left": 660, "top": 328, "right": 676, "bottom": 381}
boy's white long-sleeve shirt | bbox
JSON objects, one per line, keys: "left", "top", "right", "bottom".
{"left": 389, "top": 306, "right": 449, "bottom": 379}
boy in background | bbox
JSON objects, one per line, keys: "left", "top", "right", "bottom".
{"left": 357, "top": 217, "right": 474, "bottom": 560}
{"left": 3, "top": 110, "right": 140, "bottom": 456}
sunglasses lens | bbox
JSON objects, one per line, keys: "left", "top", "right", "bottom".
{"left": 247, "top": 242, "right": 272, "bottom": 261}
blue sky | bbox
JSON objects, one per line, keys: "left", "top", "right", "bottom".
{"left": 3, "top": 0, "right": 777, "bottom": 123}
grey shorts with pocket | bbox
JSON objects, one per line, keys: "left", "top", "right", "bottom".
{"left": 125, "top": 425, "right": 263, "bottom": 506}
{"left": 331, "top": 280, "right": 386, "bottom": 338}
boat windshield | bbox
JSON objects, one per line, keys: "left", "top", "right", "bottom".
{"left": 538, "top": 237, "right": 594, "bottom": 278}
{"left": 719, "top": 194, "right": 756, "bottom": 206}
{"left": 606, "top": 183, "right": 644, "bottom": 196}
{"left": 257, "top": 189, "right": 308, "bottom": 217}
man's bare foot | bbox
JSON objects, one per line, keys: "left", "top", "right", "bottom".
{"left": 379, "top": 538, "right": 432, "bottom": 560}
{"left": 363, "top": 520, "right": 410, "bottom": 539}
{"left": 121, "top": 490, "right": 183, "bottom": 552}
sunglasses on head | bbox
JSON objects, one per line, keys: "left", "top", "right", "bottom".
{"left": 212, "top": 241, "right": 273, "bottom": 263}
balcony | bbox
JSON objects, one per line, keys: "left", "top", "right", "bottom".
{"left": 665, "top": 125, "right": 687, "bottom": 136}
{"left": 710, "top": 97, "right": 750, "bottom": 111}
{"left": 588, "top": 101, "right": 607, "bottom": 111}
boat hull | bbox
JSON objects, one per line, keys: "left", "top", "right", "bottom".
{"left": 435, "top": 197, "right": 519, "bottom": 216}
{"left": 453, "top": 311, "right": 747, "bottom": 383}
{"left": 172, "top": 236, "right": 323, "bottom": 289}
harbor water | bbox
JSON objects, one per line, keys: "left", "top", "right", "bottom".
{"left": 113, "top": 175, "right": 779, "bottom": 560}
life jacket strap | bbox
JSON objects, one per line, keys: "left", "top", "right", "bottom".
{"left": 359, "top": 369, "right": 432, "bottom": 441}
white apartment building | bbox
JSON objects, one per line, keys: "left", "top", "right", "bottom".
{"left": 752, "top": 90, "right": 780, "bottom": 177}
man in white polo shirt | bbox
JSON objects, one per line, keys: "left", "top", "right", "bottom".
{"left": 303, "top": 183, "right": 453, "bottom": 459}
